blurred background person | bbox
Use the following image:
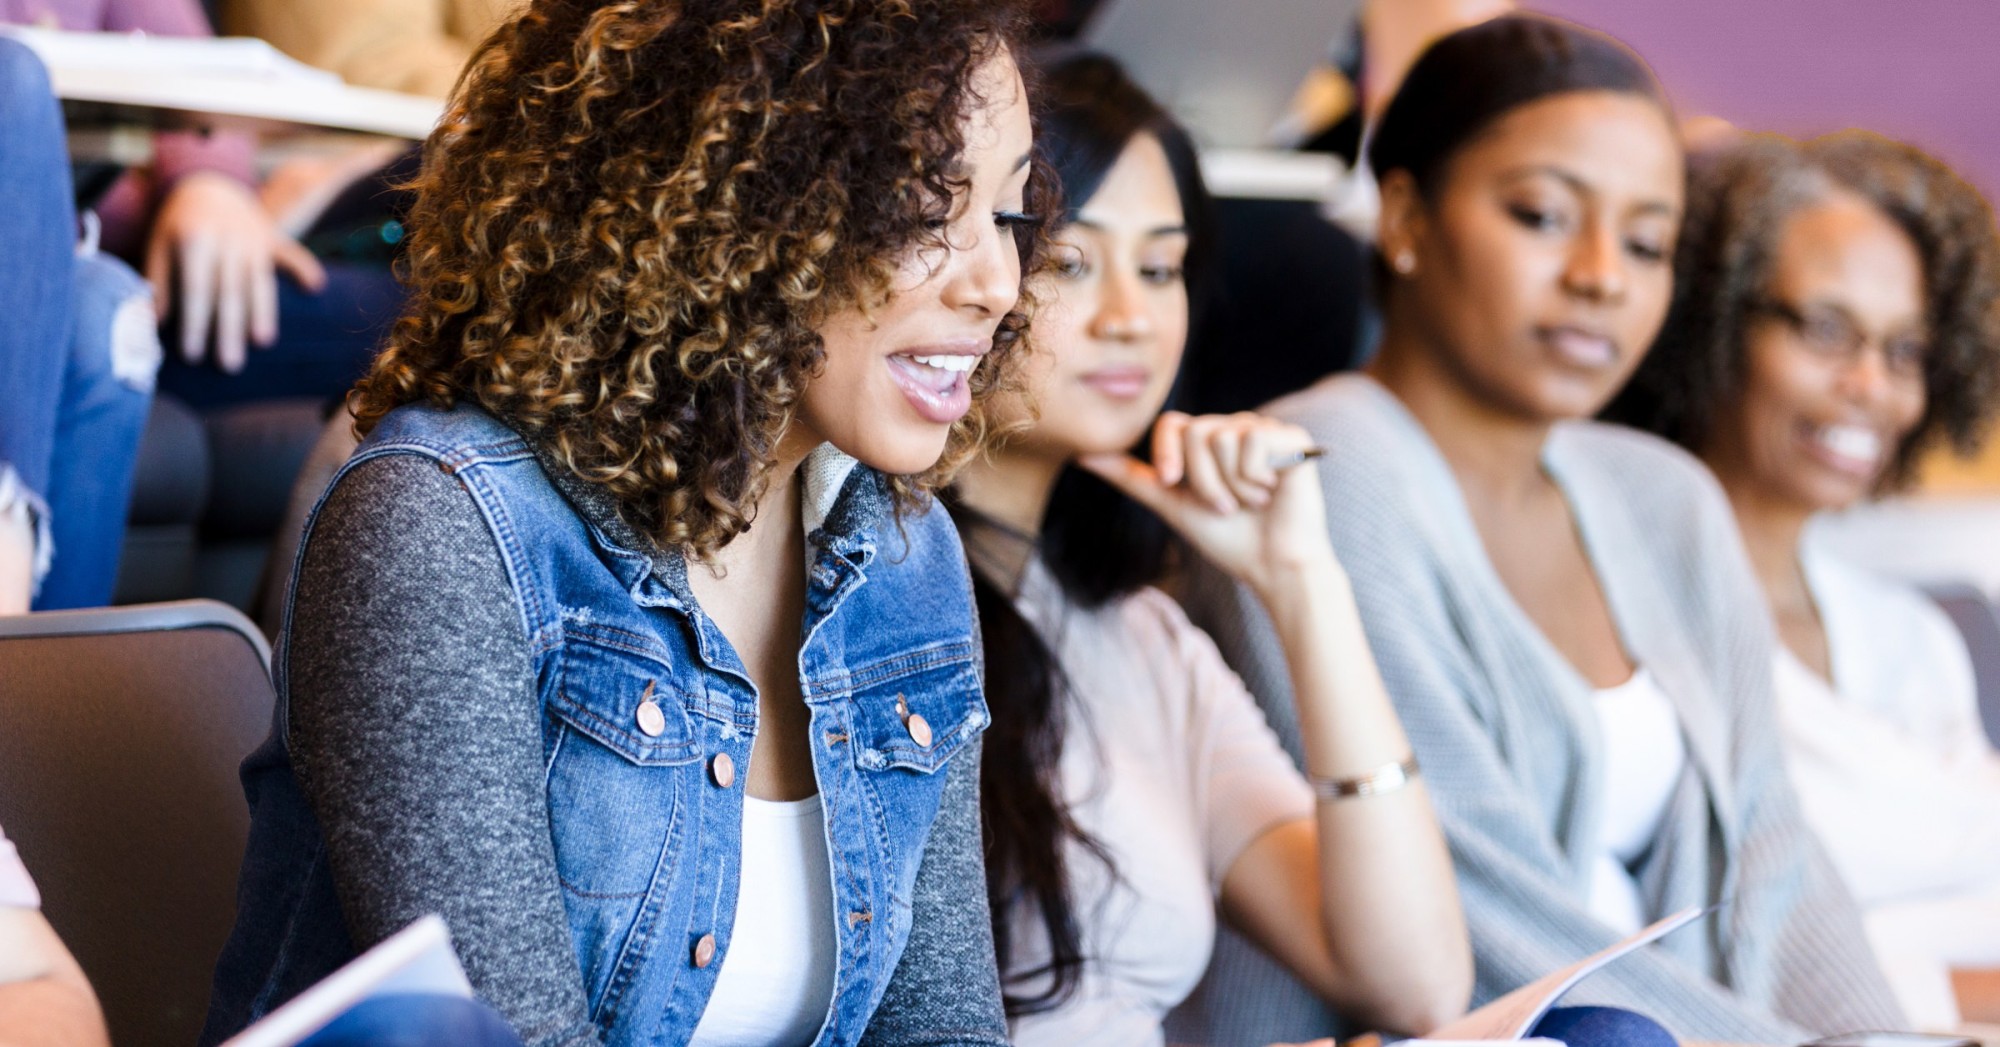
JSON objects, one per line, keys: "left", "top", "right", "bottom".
{"left": 0, "top": 36, "right": 156, "bottom": 612}
{"left": 952, "top": 52, "right": 1471, "bottom": 1045}
{"left": 1608, "top": 129, "right": 2000, "bottom": 1029}
{"left": 1, "top": 0, "right": 331, "bottom": 388}
{"left": 1178, "top": 15, "right": 1905, "bottom": 1045}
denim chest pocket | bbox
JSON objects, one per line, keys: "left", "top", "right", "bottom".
{"left": 844, "top": 644, "right": 986, "bottom": 775}
{"left": 544, "top": 636, "right": 699, "bottom": 900}
{"left": 841, "top": 645, "right": 986, "bottom": 907}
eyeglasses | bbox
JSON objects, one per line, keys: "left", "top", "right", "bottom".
{"left": 1750, "top": 299, "right": 1930, "bottom": 380}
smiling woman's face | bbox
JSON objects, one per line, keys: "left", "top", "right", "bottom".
{"left": 988, "top": 131, "right": 1189, "bottom": 463}
{"left": 799, "top": 47, "right": 1037, "bottom": 477}
{"left": 1705, "top": 190, "right": 1930, "bottom": 512}
{"left": 1380, "top": 90, "right": 1684, "bottom": 422}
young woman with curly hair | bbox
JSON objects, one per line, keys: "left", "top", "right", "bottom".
{"left": 947, "top": 53, "right": 1471, "bottom": 1045}
{"left": 200, "top": 2, "right": 1051, "bottom": 1045}
{"left": 1606, "top": 131, "right": 2000, "bottom": 1029}
{"left": 1178, "top": 16, "right": 1906, "bottom": 1045}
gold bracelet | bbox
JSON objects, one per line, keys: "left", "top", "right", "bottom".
{"left": 1310, "top": 754, "right": 1420, "bottom": 800}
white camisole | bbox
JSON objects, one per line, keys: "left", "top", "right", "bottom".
{"left": 1585, "top": 667, "right": 1687, "bottom": 933}
{"left": 686, "top": 795, "right": 837, "bottom": 1047}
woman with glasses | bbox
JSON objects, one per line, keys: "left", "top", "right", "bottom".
{"left": 1608, "top": 131, "right": 2000, "bottom": 1029}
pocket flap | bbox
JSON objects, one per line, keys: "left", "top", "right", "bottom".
{"left": 549, "top": 636, "right": 698, "bottom": 766}
{"left": 847, "top": 649, "right": 986, "bottom": 774}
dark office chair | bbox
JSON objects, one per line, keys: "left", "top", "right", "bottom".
{"left": 1923, "top": 581, "right": 2000, "bottom": 748}
{"left": 0, "top": 600, "right": 274, "bottom": 1047}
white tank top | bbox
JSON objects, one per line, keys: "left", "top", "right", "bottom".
{"left": 687, "top": 795, "right": 837, "bottom": 1047}
{"left": 1584, "top": 667, "right": 1687, "bottom": 933}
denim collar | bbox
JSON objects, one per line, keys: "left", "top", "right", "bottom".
{"left": 528, "top": 441, "right": 888, "bottom": 613}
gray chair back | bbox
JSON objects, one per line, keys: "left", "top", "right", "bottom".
{"left": 0, "top": 601, "right": 273, "bottom": 1047}
{"left": 1923, "top": 581, "right": 2000, "bottom": 748}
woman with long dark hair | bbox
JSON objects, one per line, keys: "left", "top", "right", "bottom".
{"left": 950, "top": 53, "right": 1471, "bottom": 1045}
{"left": 200, "top": 2, "right": 1055, "bottom": 1045}
{"left": 1179, "top": 15, "right": 1907, "bottom": 1045}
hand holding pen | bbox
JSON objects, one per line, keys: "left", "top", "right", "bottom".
{"left": 1077, "top": 410, "right": 1342, "bottom": 598}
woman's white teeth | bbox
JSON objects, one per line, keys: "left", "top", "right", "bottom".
{"left": 1815, "top": 424, "right": 1882, "bottom": 463}
{"left": 909, "top": 354, "right": 977, "bottom": 373}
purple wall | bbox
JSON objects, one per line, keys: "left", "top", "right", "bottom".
{"left": 1528, "top": 0, "right": 2000, "bottom": 198}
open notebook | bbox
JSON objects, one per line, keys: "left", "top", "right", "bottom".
{"left": 220, "top": 915, "right": 474, "bottom": 1047}
{"left": 1416, "top": 906, "right": 1708, "bottom": 1045}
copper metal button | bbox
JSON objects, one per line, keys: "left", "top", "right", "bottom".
{"left": 635, "top": 700, "right": 666, "bottom": 738}
{"left": 710, "top": 752, "right": 735, "bottom": 788}
{"left": 905, "top": 713, "right": 933, "bottom": 748}
{"left": 692, "top": 933, "right": 717, "bottom": 968}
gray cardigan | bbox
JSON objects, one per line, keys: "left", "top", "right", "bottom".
{"left": 1170, "top": 374, "right": 1903, "bottom": 1045}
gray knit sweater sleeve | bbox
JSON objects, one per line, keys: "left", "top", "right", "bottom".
{"left": 860, "top": 745, "right": 1010, "bottom": 1047}
{"left": 286, "top": 454, "right": 601, "bottom": 1047}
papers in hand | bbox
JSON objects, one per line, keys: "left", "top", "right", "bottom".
{"left": 220, "top": 914, "right": 473, "bottom": 1047}
{"left": 1416, "top": 906, "right": 1708, "bottom": 1044}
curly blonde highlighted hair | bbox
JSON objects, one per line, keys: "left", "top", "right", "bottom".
{"left": 353, "top": 0, "right": 1056, "bottom": 555}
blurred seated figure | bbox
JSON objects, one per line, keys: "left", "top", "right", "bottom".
{"left": 4, "top": 0, "right": 410, "bottom": 413}
{"left": 1608, "top": 130, "right": 2000, "bottom": 1029}
{"left": 225, "top": 0, "right": 518, "bottom": 97}
{"left": 951, "top": 53, "right": 1473, "bottom": 1044}
{"left": 1178, "top": 17, "right": 1906, "bottom": 1045}
{"left": 0, "top": 822, "right": 110, "bottom": 1047}
{"left": 0, "top": 36, "right": 157, "bottom": 612}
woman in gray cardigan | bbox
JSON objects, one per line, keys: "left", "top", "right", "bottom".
{"left": 1173, "top": 16, "right": 1905, "bottom": 1047}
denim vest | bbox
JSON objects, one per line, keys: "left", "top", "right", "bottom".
{"left": 203, "top": 404, "right": 990, "bottom": 1046}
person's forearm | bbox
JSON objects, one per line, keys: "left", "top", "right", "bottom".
{"left": 1256, "top": 558, "right": 1410, "bottom": 779}
{"left": 0, "top": 912, "right": 109, "bottom": 1047}
{"left": 0, "top": 979, "right": 109, "bottom": 1047}
{"left": 1257, "top": 561, "right": 1471, "bottom": 1033}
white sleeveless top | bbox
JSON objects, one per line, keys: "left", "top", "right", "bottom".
{"left": 1585, "top": 668, "right": 1686, "bottom": 933}
{"left": 687, "top": 796, "right": 837, "bottom": 1047}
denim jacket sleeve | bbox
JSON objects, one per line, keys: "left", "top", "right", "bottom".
{"left": 857, "top": 742, "right": 1010, "bottom": 1047}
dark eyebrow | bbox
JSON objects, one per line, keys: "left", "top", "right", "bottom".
{"left": 943, "top": 150, "right": 1033, "bottom": 181}
{"left": 1501, "top": 163, "right": 1679, "bottom": 219}
{"left": 1068, "top": 217, "right": 1191, "bottom": 238}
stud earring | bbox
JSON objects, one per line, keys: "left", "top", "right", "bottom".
{"left": 1392, "top": 249, "right": 1416, "bottom": 275}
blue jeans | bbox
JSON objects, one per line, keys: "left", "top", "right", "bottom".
{"left": 156, "top": 260, "right": 403, "bottom": 411}
{"left": 298, "top": 995, "right": 524, "bottom": 1047}
{"left": 1531, "top": 1005, "right": 1680, "bottom": 1047}
{"left": 0, "top": 38, "right": 158, "bottom": 610}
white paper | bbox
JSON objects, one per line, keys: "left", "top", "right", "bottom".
{"left": 1419, "top": 906, "right": 1708, "bottom": 1042}
{"left": 0, "top": 27, "right": 339, "bottom": 84}
{"left": 221, "top": 914, "right": 473, "bottom": 1047}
